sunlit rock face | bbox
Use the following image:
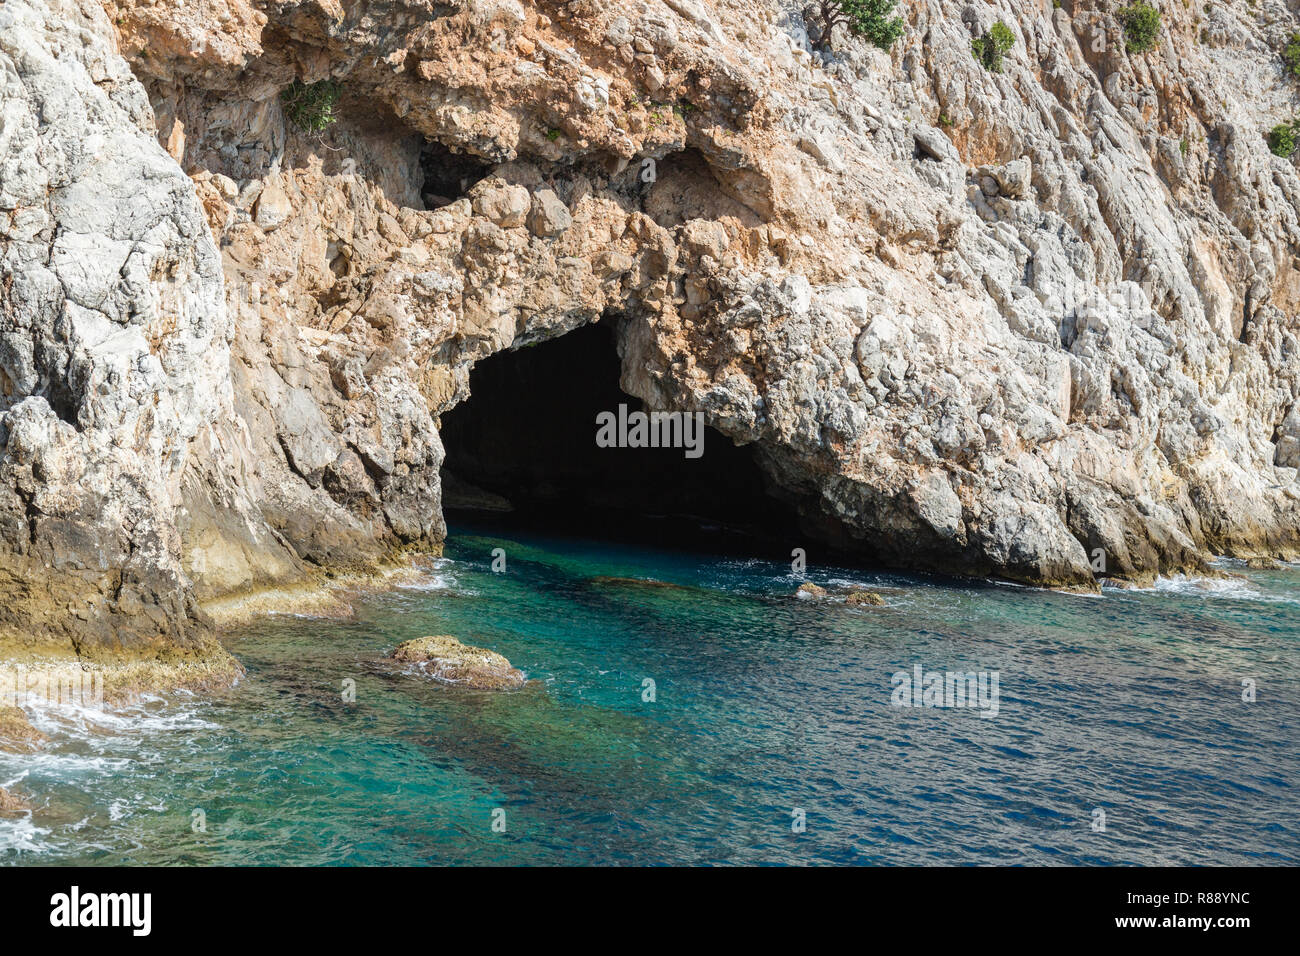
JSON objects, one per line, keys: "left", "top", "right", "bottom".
{"left": 0, "top": 0, "right": 233, "bottom": 654}
{"left": 4, "top": 0, "right": 1300, "bottom": 652}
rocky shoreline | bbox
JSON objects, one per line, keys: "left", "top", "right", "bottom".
{"left": 3, "top": 0, "right": 1300, "bottom": 670}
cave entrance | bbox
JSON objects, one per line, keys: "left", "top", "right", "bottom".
{"left": 420, "top": 141, "right": 492, "bottom": 209}
{"left": 437, "top": 321, "right": 807, "bottom": 557}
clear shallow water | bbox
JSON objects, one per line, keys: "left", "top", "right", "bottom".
{"left": 3, "top": 528, "right": 1298, "bottom": 865}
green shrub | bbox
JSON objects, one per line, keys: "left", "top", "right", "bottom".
{"left": 281, "top": 80, "right": 342, "bottom": 133}
{"left": 807, "top": 0, "right": 905, "bottom": 51}
{"left": 1283, "top": 32, "right": 1300, "bottom": 78}
{"left": 990, "top": 21, "right": 1016, "bottom": 55}
{"left": 971, "top": 21, "right": 1017, "bottom": 72}
{"left": 1269, "top": 122, "right": 1298, "bottom": 158}
{"left": 1118, "top": 3, "right": 1161, "bottom": 54}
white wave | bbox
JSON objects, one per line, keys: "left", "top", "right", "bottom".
{"left": 396, "top": 577, "right": 455, "bottom": 592}
{"left": 716, "top": 557, "right": 769, "bottom": 570}
{"left": 1140, "top": 574, "right": 1286, "bottom": 601}
{"left": 1, "top": 752, "right": 134, "bottom": 780}
{"left": 396, "top": 570, "right": 460, "bottom": 592}
{"left": 827, "top": 577, "right": 911, "bottom": 592}
{"left": 0, "top": 815, "right": 53, "bottom": 857}
{"left": 394, "top": 561, "right": 482, "bottom": 596}
{"left": 824, "top": 576, "right": 885, "bottom": 589}
{"left": 0, "top": 693, "right": 220, "bottom": 858}
{"left": 1155, "top": 575, "right": 1260, "bottom": 598}
{"left": 22, "top": 694, "right": 218, "bottom": 740}
{"left": 988, "top": 578, "right": 1074, "bottom": 594}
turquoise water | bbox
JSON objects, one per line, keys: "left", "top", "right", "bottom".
{"left": 3, "top": 526, "right": 1298, "bottom": 865}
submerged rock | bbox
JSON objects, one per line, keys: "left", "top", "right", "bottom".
{"left": 392, "top": 636, "right": 526, "bottom": 690}
{"left": 590, "top": 576, "right": 689, "bottom": 592}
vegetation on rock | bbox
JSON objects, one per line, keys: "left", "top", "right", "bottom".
{"left": 1118, "top": 3, "right": 1161, "bottom": 54}
{"left": 1283, "top": 32, "right": 1300, "bottom": 78}
{"left": 281, "top": 79, "right": 342, "bottom": 133}
{"left": 1269, "top": 121, "right": 1299, "bottom": 158}
{"left": 806, "top": 0, "right": 905, "bottom": 52}
{"left": 971, "top": 21, "right": 1016, "bottom": 72}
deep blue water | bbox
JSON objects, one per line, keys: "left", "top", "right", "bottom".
{"left": 3, "top": 526, "right": 1298, "bottom": 865}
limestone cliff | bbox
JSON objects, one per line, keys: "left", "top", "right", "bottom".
{"left": 3, "top": 0, "right": 1300, "bottom": 659}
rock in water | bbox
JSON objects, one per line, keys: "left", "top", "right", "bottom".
{"left": 590, "top": 576, "right": 689, "bottom": 591}
{"left": 0, "top": 706, "right": 45, "bottom": 753}
{"left": 796, "top": 582, "right": 828, "bottom": 599}
{"left": 0, "top": 786, "right": 29, "bottom": 818}
{"left": 392, "top": 636, "right": 526, "bottom": 690}
{"left": 845, "top": 590, "right": 886, "bottom": 607}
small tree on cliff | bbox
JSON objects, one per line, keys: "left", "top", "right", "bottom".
{"left": 805, "top": 0, "right": 905, "bottom": 52}
{"left": 1282, "top": 32, "right": 1300, "bottom": 78}
{"left": 1268, "top": 121, "right": 1299, "bottom": 159}
{"left": 1117, "top": 2, "right": 1161, "bottom": 55}
{"left": 971, "top": 21, "right": 1016, "bottom": 73}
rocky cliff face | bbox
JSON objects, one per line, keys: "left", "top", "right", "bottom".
{"left": 3, "top": 0, "right": 1300, "bottom": 660}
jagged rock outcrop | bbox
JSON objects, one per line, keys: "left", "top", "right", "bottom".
{"left": 0, "top": 0, "right": 236, "bottom": 663}
{"left": 3, "top": 0, "right": 1300, "bottom": 660}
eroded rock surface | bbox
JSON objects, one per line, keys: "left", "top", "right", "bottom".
{"left": 0, "top": 704, "right": 44, "bottom": 753}
{"left": 392, "top": 634, "right": 527, "bottom": 689}
{"left": 3, "top": 0, "right": 1300, "bottom": 655}
{"left": 845, "top": 589, "right": 885, "bottom": 606}
{"left": 0, "top": 785, "right": 29, "bottom": 817}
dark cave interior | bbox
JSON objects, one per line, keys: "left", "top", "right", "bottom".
{"left": 420, "top": 141, "right": 492, "bottom": 209}
{"left": 437, "top": 321, "right": 811, "bottom": 557}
